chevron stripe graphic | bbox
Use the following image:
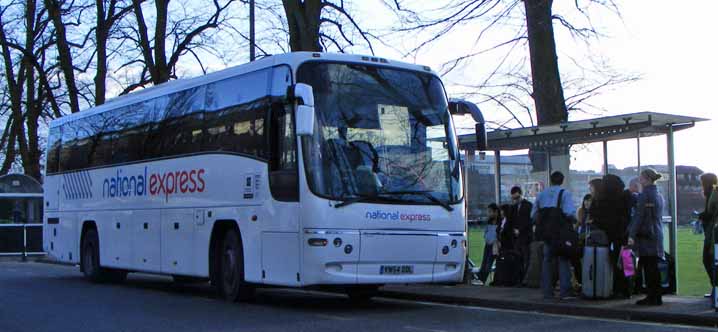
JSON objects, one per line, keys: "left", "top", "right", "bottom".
{"left": 62, "top": 171, "right": 94, "bottom": 200}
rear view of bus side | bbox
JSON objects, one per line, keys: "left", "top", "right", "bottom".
{"left": 43, "top": 52, "right": 467, "bottom": 301}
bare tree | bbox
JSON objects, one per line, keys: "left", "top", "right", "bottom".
{"left": 385, "top": 0, "right": 633, "bottom": 127}
{"left": 0, "top": 0, "right": 56, "bottom": 180}
{"left": 118, "top": 0, "right": 239, "bottom": 93}
{"left": 94, "top": 0, "right": 133, "bottom": 105}
{"left": 281, "top": 0, "right": 374, "bottom": 53}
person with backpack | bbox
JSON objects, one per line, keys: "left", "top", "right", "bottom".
{"left": 475, "top": 203, "right": 500, "bottom": 285}
{"left": 531, "top": 171, "right": 576, "bottom": 300}
{"left": 628, "top": 168, "right": 665, "bottom": 306}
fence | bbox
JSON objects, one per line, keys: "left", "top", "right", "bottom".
{"left": 0, "top": 223, "right": 44, "bottom": 258}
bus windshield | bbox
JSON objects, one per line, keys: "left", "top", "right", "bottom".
{"left": 298, "top": 62, "right": 461, "bottom": 206}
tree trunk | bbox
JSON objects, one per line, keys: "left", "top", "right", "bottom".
{"left": 153, "top": 0, "right": 170, "bottom": 83}
{"left": 524, "top": 0, "right": 567, "bottom": 125}
{"left": 524, "top": 0, "right": 570, "bottom": 177}
{"left": 45, "top": 0, "right": 81, "bottom": 113}
{"left": 1, "top": 121, "right": 17, "bottom": 175}
{"left": 95, "top": 0, "right": 108, "bottom": 105}
{"left": 283, "top": 0, "right": 323, "bottom": 52}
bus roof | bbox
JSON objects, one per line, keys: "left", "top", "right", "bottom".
{"left": 50, "top": 52, "right": 436, "bottom": 128}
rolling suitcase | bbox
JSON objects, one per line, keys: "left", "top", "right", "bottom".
{"left": 493, "top": 251, "right": 522, "bottom": 287}
{"left": 582, "top": 226, "right": 613, "bottom": 299}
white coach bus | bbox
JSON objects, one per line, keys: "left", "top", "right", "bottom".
{"left": 43, "top": 52, "right": 468, "bottom": 301}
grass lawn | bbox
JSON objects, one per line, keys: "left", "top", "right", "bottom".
{"left": 467, "top": 226, "right": 709, "bottom": 296}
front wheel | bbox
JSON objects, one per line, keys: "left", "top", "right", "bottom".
{"left": 217, "top": 229, "right": 255, "bottom": 302}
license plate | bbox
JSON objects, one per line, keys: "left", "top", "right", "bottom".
{"left": 380, "top": 265, "right": 414, "bottom": 275}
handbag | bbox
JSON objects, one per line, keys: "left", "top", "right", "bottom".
{"left": 620, "top": 246, "right": 636, "bottom": 277}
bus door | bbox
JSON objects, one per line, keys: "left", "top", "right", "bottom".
{"left": 260, "top": 85, "right": 301, "bottom": 286}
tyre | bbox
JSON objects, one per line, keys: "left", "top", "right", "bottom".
{"left": 81, "top": 228, "right": 105, "bottom": 282}
{"left": 217, "top": 229, "right": 255, "bottom": 302}
{"left": 346, "top": 285, "right": 380, "bottom": 303}
{"left": 81, "top": 228, "right": 126, "bottom": 283}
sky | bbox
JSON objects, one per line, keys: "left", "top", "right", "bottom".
{"left": 347, "top": 1, "right": 717, "bottom": 174}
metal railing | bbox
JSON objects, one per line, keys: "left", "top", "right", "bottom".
{"left": 0, "top": 223, "right": 45, "bottom": 259}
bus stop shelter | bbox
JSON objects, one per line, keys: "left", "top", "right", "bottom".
{"left": 458, "top": 111, "right": 708, "bottom": 291}
{"left": 0, "top": 173, "right": 44, "bottom": 258}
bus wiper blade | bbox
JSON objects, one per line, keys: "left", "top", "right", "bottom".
{"left": 334, "top": 195, "right": 373, "bottom": 208}
{"left": 334, "top": 194, "right": 406, "bottom": 209}
{"left": 381, "top": 190, "right": 454, "bottom": 212}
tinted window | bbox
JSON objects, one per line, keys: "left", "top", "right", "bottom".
{"left": 46, "top": 128, "right": 61, "bottom": 173}
{"left": 51, "top": 67, "right": 285, "bottom": 173}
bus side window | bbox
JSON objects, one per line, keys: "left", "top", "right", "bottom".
{"left": 269, "top": 103, "right": 298, "bottom": 201}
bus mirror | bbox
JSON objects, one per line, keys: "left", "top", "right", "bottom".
{"left": 448, "top": 99, "right": 487, "bottom": 151}
{"left": 296, "top": 105, "right": 315, "bottom": 136}
{"left": 293, "top": 83, "right": 314, "bottom": 107}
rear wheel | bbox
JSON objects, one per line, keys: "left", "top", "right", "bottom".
{"left": 218, "top": 229, "right": 255, "bottom": 302}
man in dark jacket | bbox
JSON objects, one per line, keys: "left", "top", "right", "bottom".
{"left": 510, "top": 186, "right": 533, "bottom": 280}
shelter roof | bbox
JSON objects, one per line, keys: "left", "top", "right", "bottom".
{"left": 458, "top": 112, "right": 708, "bottom": 151}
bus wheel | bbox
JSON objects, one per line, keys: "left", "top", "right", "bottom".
{"left": 81, "top": 228, "right": 106, "bottom": 283}
{"left": 218, "top": 229, "right": 255, "bottom": 302}
{"left": 346, "top": 285, "right": 380, "bottom": 303}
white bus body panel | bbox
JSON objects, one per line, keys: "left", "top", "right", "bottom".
{"left": 44, "top": 52, "right": 465, "bottom": 287}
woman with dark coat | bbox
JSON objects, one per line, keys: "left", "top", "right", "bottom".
{"left": 628, "top": 168, "right": 665, "bottom": 306}
{"left": 590, "top": 174, "right": 632, "bottom": 297}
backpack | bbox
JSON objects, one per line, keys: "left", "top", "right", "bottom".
{"left": 537, "top": 190, "right": 565, "bottom": 242}
{"left": 538, "top": 190, "right": 579, "bottom": 258}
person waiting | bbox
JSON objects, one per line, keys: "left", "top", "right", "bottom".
{"left": 509, "top": 186, "right": 533, "bottom": 281}
{"left": 628, "top": 168, "right": 665, "bottom": 306}
{"left": 476, "top": 203, "right": 500, "bottom": 285}
{"left": 590, "top": 174, "right": 632, "bottom": 298}
{"left": 699, "top": 173, "right": 717, "bottom": 299}
{"left": 531, "top": 171, "right": 576, "bottom": 300}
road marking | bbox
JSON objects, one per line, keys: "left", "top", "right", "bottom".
{"left": 315, "top": 313, "right": 354, "bottom": 321}
{"left": 403, "top": 325, "right": 448, "bottom": 332}
{"left": 378, "top": 298, "right": 717, "bottom": 331}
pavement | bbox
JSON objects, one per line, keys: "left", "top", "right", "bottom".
{"left": 380, "top": 283, "right": 718, "bottom": 328}
{"left": 2, "top": 261, "right": 714, "bottom": 332}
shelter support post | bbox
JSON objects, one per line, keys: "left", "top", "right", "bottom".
{"left": 465, "top": 149, "right": 475, "bottom": 218}
{"left": 636, "top": 133, "right": 641, "bottom": 173}
{"left": 494, "top": 150, "right": 501, "bottom": 204}
{"left": 666, "top": 124, "right": 678, "bottom": 291}
{"left": 603, "top": 140, "right": 609, "bottom": 175}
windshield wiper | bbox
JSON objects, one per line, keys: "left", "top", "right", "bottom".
{"left": 334, "top": 194, "right": 404, "bottom": 209}
{"left": 380, "top": 190, "right": 454, "bottom": 212}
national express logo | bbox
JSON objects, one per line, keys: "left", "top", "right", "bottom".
{"left": 365, "top": 210, "right": 431, "bottom": 222}
{"left": 102, "top": 167, "right": 206, "bottom": 202}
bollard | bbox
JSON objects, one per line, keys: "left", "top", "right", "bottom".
{"left": 22, "top": 222, "right": 27, "bottom": 262}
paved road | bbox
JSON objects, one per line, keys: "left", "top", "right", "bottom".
{"left": 0, "top": 262, "right": 709, "bottom": 332}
